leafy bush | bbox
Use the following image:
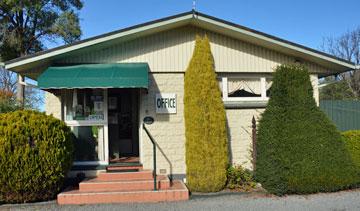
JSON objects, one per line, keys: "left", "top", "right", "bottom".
{"left": 0, "top": 110, "right": 73, "bottom": 203}
{"left": 342, "top": 130, "right": 360, "bottom": 169}
{"left": 226, "top": 165, "right": 256, "bottom": 191}
{"left": 0, "top": 90, "right": 20, "bottom": 113}
{"left": 255, "top": 65, "right": 360, "bottom": 195}
{"left": 184, "top": 35, "right": 228, "bottom": 192}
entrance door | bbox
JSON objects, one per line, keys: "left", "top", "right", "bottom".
{"left": 108, "top": 89, "right": 139, "bottom": 163}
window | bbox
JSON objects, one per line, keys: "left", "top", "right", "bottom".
{"left": 62, "top": 89, "right": 108, "bottom": 165}
{"left": 64, "top": 89, "right": 105, "bottom": 121}
{"left": 219, "top": 76, "right": 272, "bottom": 101}
{"left": 72, "top": 126, "right": 105, "bottom": 162}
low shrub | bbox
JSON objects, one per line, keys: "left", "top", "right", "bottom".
{"left": 342, "top": 130, "right": 360, "bottom": 169}
{"left": 226, "top": 165, "right": 256, "bottom": 191}
{"left": 0, "top": 110, "right": 73, "bottom": 203}
{"left": 256, "top": 65, "right": 360, "bottom": 195}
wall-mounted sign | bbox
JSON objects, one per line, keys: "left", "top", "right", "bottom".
{"left": 143, "top": 116, "right": 155, "bottom": 125}
{"left": 155, "top": 93, "right": 177, "bottom": 114}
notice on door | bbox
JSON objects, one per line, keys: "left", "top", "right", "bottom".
{"left": 155, "top": 93, "right": 177, "bottom": 114}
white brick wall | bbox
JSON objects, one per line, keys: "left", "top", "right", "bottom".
{"left": 45, "top": 72, "right": 320, "bottom": 176}
{"left": 225, "top": 108, "right": 265, "bottom": 170}
{"left": 45, "top": 92, "right": 61, "bottom": 119}
{"left": 139, "top": 73, "right": 186, "bottom": 175}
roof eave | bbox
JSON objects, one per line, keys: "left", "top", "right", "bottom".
{"left": 4, "top": 10, "right": 356, "bottom": 73}
{"left": 5, "top": 11, "right": 195, "bottom": 70}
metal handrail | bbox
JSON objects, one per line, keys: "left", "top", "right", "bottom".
{"left": 142, "top": 123, "right": 157, "bottom": 191}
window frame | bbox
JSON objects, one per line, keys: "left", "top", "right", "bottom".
{"left": 61, "top": 89, "right": 109, "bottom": 166}
{"left": 219, "top": 74, "right": 272, "bottom": 102}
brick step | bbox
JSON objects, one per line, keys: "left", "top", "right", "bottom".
{"left": 106, "top": 165, "right": 143, "bottom": 172}
{"left": 79, "top": 175, "right": 170, "bottom": 192}
{"left": 58, "top": 181, "right": 189, "bottom": 205}
{"left": 97, "top": 170, "right": 154, "bottom": 181}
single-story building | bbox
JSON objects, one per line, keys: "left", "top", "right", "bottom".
{"left": 4, "top": 11, "right": 356, "bottom": 180}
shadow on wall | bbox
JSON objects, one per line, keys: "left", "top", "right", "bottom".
{"left": 140, "top": 73, "right": 176, "bottom": 179}
{"left": 226, "top": 120, "right": 233, "bottom": 165}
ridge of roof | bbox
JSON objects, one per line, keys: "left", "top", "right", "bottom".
{"left": 5, "top": 11, "right": 194, "bottom": 65}
{"left": 193, "top": 11, "right": 353, "bottom": 65}
{"left": 4, "top": 10, "right": 355, "bottom": 68}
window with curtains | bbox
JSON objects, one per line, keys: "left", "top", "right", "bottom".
{"left": 218, "top": 76, "right": 272, "bottom": 101}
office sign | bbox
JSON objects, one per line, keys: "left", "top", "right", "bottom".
{"left": 155, "top": 93, "right": 177, "bottom": 114}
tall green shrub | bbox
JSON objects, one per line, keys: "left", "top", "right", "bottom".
{"left": 255, "top": 65, "right": 360, "bottom": 195}
{"left": 184, "top": 35, "right": 228, "bottom": 192}
{"left": 0, "top": 110, "right": 73, "bottom": 203}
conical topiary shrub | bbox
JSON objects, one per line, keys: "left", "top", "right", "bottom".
{"left": 184, "top": 35, "right": 229, "bottom": 192}
{"left": 255, "top": 65, "right": 360, "bottom": 195}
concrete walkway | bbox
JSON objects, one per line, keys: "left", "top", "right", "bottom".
{"left": 1, "top": 189, "right": 360, "bottom": 211}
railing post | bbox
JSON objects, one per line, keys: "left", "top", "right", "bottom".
{"left": 153, "top": 140, "right": 157, "bottom": 191}
{"left": 142, "top": 123, "right": 157, "bottom": 191}
{"left": 252, "top": 116, "right": 257, "bottom": 171}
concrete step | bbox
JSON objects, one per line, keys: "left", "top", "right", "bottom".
{"left": 106, "top": 165, "right": 143, "bottom": 172}
{"left": 97, "top": 170, "right": 153, "bottom": 181}
{"left": 79, "top": 175, "right": 170, "bottom": 192}
{"left": 106, "top": 162, "right": 143, "bottom": 172}
{"left": 58, "top": 181, "right": 189, "bottom": 205}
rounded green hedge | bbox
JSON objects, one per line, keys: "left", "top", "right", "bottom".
{"left": 0, "top": 110, "right": 73, "bottom": 203}
{"left": 255, "top": 65, "right": 360, "bottom": 195}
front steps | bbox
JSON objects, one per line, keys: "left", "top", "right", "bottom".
{"left": 58, "top": 170, "right": 189, "bottom": 204}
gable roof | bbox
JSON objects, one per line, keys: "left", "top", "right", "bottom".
{"left": 4, "top": 10, "right": 356, "bottom": 74}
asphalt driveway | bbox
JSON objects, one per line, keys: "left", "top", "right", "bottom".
{"left": 1, "top": 188, "right": 360, "bottom": 211}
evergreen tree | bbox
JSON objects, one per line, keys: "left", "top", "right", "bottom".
{"left": 184, "top": 35, "right": 229, "bottom": 192}
{"left": 255, "top": 65, "right": 359, "bottom": 195}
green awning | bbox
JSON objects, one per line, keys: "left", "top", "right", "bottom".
{"left": 37, "top": 63, "right": 149, "bottom": 89}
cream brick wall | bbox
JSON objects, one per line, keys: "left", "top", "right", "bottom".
{"left": 45, "top": 72, "right": 320, "bottom": 175}
{"left": 226, "top": 109, "right": 264, "bottom": 170}
{"left": 139, "top": 73, "right": 186, "bottom": 175}
{"left": 45, "top": 92, "right": 61, "bottom": 119}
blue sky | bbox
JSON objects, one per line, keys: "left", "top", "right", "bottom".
{"left": 75, "top": 0, "right": 360, "bottom": 51}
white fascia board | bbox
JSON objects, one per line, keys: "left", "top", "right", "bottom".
{"left": 5, "top": 14, "right": 193, "bottom": 69}
{"left": 197, "top": 16, "right": 356, "bottom": 70}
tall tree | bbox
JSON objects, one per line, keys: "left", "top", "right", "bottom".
{"left": 184, "top": 35, "right": 228, "bottom": 192}
{"left": 0, "top": 0, "right": 83, "bottom": 107}
{"left": 321, "top": 27, "right": 360, "bottom": 99}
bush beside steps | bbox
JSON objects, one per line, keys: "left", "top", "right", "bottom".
{"left": 0, "top": 110, "right": 73, "bottom": 203}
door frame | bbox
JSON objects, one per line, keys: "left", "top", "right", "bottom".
{"left": 107, "top": 89, "right": 140, "bottom": 163}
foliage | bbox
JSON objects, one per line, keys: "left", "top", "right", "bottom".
{"left": 255, "top": 64, "right": 360, "bottom": 195}
{"left": 342, "top": 130, "right": 360, "bottom": 170}
{"left": 184, "top": 35, "right": 229, "bottom": 192}
{"left": 320, "top": 78, "right": 357, "bottom": 100}
{"left": 0, "top": 0, "right": 83, "bottom": 60}
{"left": 0, "top": 110, "right": 73, "bottom": 203}
{"left": 226, "top": 165, "right": 256, "bottom": 191}
{"left": 321, "top": 27, "right": 360, "bottom": 99}
{"left": 0, "top": 0, "right": 83, "bottom": 109}
{"left": 0, "top": 89, "right": 19, "bottom": 113}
